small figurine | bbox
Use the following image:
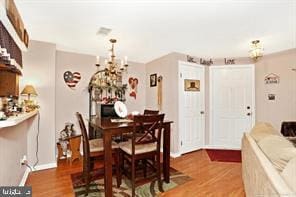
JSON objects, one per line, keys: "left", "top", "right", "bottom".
{"left": 59, "top": 122, "right": 76, "bottom": 158}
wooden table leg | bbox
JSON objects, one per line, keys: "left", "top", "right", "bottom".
{"left": 103, "top": 131, "right": 113, "bottom": 197}
{"left": 163, "top": 123, "right": 171, "bottom": 183}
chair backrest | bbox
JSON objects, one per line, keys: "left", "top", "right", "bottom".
{"left": 76, "top": 112, "right": 90, "bottom": 171}
{"left": 132, "top": 114, "right": 165, "bottom": 154}
{"left": 144, "top": 109, "right": 159, "bottom": 115}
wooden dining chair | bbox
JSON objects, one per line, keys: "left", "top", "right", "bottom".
{"left": 144, "top": 109, "right": 159, "bottom": 115}
{"left": 119, "top": 114, "right": 165, "bottom": 197}
{"left": 76, "top": 112, "right": 121, "bottom": 196}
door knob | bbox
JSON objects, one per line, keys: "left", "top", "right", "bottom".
{"left": 247, "top": 112, "right": 252, "bottom": 116}
{"left": 200, "top": 111, "right": 205, "bottom": 115}
{"left": 247, "top": 106, "right": 250, "bottom": 109}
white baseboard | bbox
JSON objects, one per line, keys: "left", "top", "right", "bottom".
{"left": 19, "top": 168, "right": 30, "bottom": 186}
{"left": 33, "top": 162, "right": 57, "bottom": 171}
{"left": 160, "top": 148, "right": 181, "bottom": 158}
{"left": 170, "top": 152, "right": 182, "bottom": 158}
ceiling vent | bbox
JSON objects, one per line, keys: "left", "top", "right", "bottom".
{"left": 96, "top": 27, "right": 112, "bottom": 36}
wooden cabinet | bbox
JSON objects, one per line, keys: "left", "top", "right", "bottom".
{"left": 0, "top": 70, "right": 19, "bottom": 97}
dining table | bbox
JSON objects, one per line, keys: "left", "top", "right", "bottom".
{"left": 89, "top": 117, "right": 173, "bottom": 197}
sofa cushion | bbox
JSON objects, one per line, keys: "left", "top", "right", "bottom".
{"left": 281, "top": 157, "right": 296, "bottom": 192}
{"left": 258, "top": 135, "right": 296, "bottom": 171}
{"left": 250, "top": 122, "right": 280, "bottom": 142}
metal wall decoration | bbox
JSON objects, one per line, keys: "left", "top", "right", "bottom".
{"left": 200, "top": 58, "right": 213, "bottom": 66}
{"left": 63, "top": 71, "right": 81, "bottom": 89}
{"left": 128, "top": 77, "right": 138, "bottom": 99}
{"left": 186, "top": 55, "right": 197, "bottom": 63}
{"left": 224, "top": 58, "right": 235, "bottom": 65}
{"left": 184, "top": 79, "right": 200, "bottom": 91}
{"left": 265, "top": 73, "right": 280, "bottom": 84}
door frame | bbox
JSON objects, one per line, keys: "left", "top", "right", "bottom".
{"left": 178, "top": 61, "right": 205, "bottom": 154}
{"left": 209, "top": 64, "right": 256, "bottom": 149}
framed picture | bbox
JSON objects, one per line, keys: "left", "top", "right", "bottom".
{"left": 268, "top": 94, "right": 275, "bottom": 100}
{"left": 184, "top": 79, "right": 200, "bottom": 91}
{"left": 150, "top": 74, "right": 157, "bottom": 87}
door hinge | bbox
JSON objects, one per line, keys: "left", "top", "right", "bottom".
{"left": 180, "top": 73, "right": 182, "bottom": 78}
{"left": 181, "top": 141, "right": 183, "bottom": 146}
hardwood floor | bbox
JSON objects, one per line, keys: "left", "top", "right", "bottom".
{"left": 26, "top": 150, "right": 245, "bottom": 197}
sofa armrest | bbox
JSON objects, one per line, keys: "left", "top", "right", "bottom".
{"left": 242, "top": 133, "right": 294, "bottom": 197}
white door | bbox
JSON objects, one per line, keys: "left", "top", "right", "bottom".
{"left": 210, "top": 65, "right": 255, "bottom": 149}
{"left": 179, "top": 61, "right": 205, "bottom": 154}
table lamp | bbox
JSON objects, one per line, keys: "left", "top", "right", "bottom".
{"left": 21, "top": 85, "right": 38, "bottom": 101}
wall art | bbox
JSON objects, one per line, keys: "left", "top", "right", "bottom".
{"left": 63, "top": 71, "right": 81, "bottom": 89}
{"left": 224, "top": 58, "right": 235, "bottom": 65}
{"left": 184, "top": 79, "right": 200, "bottom": 91}
{"left": 265, "top": 73, "right": 280, "bottom": 84}
{"left": 200, "top": 58, "right": 213, "bottom": 66}
{"left": 187, "top": 55, "right": 197, "bottom": 63}
{"left": 150, "top": 74, "right": 157, "bottom": 87}
{"left": 157, "top": 76, "right": 163, "bottom": 111}
{"left": 268, "top": 94, "right": 275, "bottom": 101}
{"left": 128, "top": 77, "right": 138, "bottom": 99}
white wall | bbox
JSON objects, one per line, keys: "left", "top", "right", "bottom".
{"left": 145, "top": 53, "right": 181, "bottom": 154}
{"left": 255, "top": 49, "right": 296, "bottom": 130}
{"left": 55, "top": 50, "right": 146, "bottom": 139}
{"left": 55, "top": 50, "right": 96, "bottom": 135}
{"left": 122, "top": 61, "right": 146, "bottom": 113}
{"left": 21, "top": 40, "right": 56, "bottom": 166}
{"left": 0, "top": 116, "right": 37, "bottom": 186}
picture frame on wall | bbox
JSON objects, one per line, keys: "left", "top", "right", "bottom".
{"left": 150, "top": 74, "right": 157, "bottom": 87}
{"left": 184, "top": 79, "right": 200, "bottom": 91}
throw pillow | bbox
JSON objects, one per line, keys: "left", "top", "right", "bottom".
{"left": 258, "top": 135, "right": 296, "bottom": 171}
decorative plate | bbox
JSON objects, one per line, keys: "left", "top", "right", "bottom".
{"left": 114, "top": 101, "right": 128, "bottom": 118}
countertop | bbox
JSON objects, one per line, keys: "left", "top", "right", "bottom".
{"left": 0, "top": 110, "right": 38, "bottom": 128}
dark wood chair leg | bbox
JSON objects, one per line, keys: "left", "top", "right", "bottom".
{"left": 84, "top": 171, "right": 90, "bottom": 196}
{"left": 156, "top": 153, "right": 163, "bottom": 192}
{"left": 143, "top": 159, "right": 147, "bottom": 178}
{"left": 90, "top": 157, "right": 95, "bottom": 170}
{"left": 131, "top": 157, "right": 136, "bottom": 197}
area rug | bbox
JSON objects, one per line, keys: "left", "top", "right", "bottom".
{"left": 71, "top": 168, "right": 192, "bottom": 197}
{"left": 206, "top": 149, "right": 241, "bottom": 163}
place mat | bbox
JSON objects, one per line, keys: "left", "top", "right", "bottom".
{"left": 111, "top": 119, "right": 133, "bottom": 123}
{"left": 71, "top": 167, "right": 192, "bottom": 197}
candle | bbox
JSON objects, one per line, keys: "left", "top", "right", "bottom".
{"left": 124, "top": 56, "right": 128, "bottom": 65}
{"left": 96, "top": 56, "right": 100, "bottom": 64}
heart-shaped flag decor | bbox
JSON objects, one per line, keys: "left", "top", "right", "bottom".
{"left": 63, "top": 71, "right": 81, "bottom": 89}
{"left": 128, "top": 77, "right": 138, "bottom": 99}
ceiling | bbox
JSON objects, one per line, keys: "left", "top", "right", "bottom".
{"left": 15, "top": 0, "right": 296, "bottom": 63}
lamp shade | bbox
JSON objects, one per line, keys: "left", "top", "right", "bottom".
{"left": 21, "top": 85, "right": 38, "bottom": 96}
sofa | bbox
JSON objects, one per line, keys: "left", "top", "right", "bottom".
{"left": 242, "top": 123, "right": 296, "bottom": 196}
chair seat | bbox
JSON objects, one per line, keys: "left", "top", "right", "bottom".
{"left": 89, "top": 139, "right": 119, "bottom": 152}
{"left": 119, "top": 140, "right": 157, "bottom": 155}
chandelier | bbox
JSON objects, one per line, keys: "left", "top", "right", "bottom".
{"left": 249, "top": 40, "right": 264, "bottom": 61}
{"left": 88, "top": 38, "right": 128, "bottom": 104}
{"left": 95, "top": 39, "right": 128, "bottom": 86}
